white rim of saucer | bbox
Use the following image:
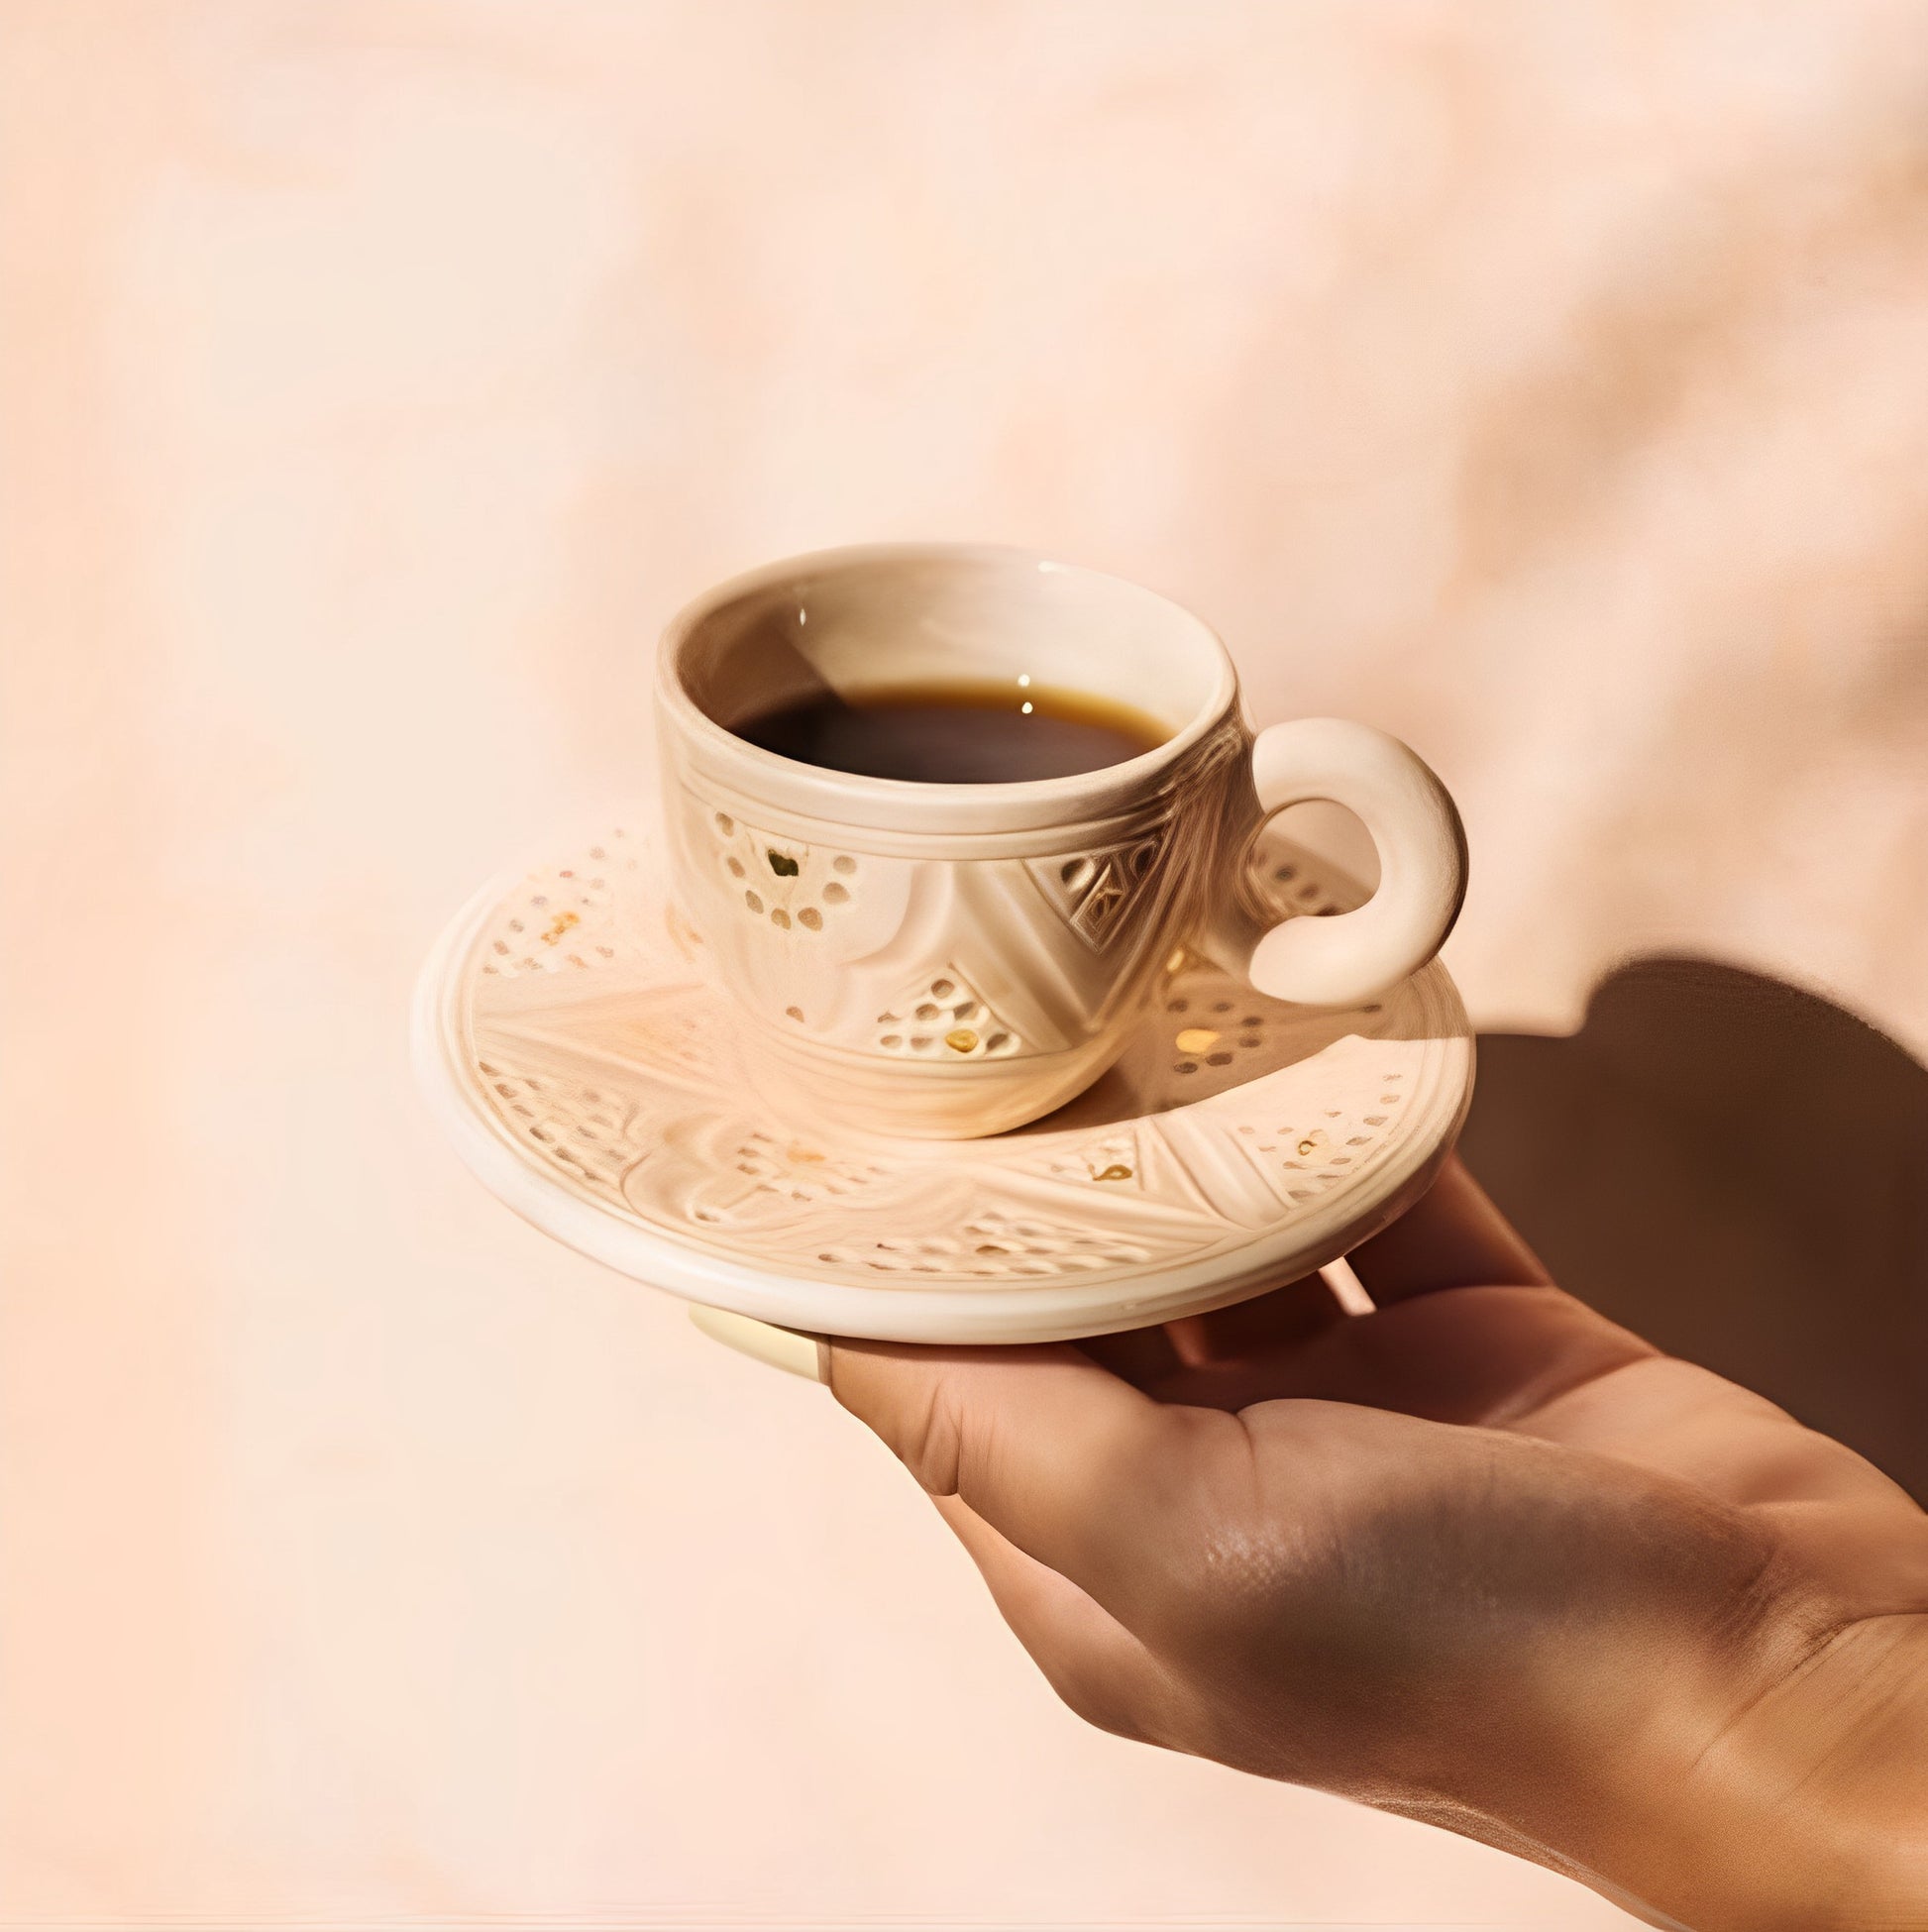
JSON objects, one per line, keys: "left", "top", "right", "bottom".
{"left": 412, "top": 851, "right": 1475, "bottom": 1343}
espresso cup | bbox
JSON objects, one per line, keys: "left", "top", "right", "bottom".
{"left": 656, "top": 544, "right": 1466, "bottom": 1137}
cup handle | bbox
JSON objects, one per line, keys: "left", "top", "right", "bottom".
{"left": 1207, "top": 717, "right": 1467, "bottom": 1008}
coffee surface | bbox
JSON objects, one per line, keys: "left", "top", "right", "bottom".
{"left": 735, "top": 681, "right": 1167, "bottom": 784}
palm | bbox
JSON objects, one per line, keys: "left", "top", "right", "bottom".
{"left": 1121, "top": 1275, "right": 1928, "bottom": 1802}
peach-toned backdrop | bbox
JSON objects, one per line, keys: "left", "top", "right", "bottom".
{"left": 7, "top": 3, "right": 1928, "bottom": 1926}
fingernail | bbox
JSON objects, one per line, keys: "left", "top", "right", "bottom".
{"left": 688, "top": 1306, "right": 831, "bottom": 1384}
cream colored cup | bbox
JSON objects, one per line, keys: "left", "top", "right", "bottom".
{"left": 657, "top": 544, "right": 1465, "bottom": 1137}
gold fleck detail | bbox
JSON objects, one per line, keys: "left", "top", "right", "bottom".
{"left": 1092, "top": 1163, "right": 1133, "bottom": 1182}
{"left": 540, "top": 910, "right": 580, "bottom": 945}
{"left": 1296, "top": 1128, "right": 1329, "bottom": 1157}
{"left": 1175, "top": 1026, "right": 1220, "bottom": 1053}
{"left": 944, "top": 1027, "right": 980, "bottom": 1054}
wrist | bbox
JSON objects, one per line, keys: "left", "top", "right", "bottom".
{"left": 1594, "top": 1611, "right": 1928, "bottom": 1930}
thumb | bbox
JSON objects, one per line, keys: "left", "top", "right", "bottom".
{"left": 828, "top": 1335, "right": 1218, "bottom": 1621}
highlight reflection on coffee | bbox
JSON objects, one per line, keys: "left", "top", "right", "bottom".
{"left": 735, "top": 680, "right": 1169, "bottom": 784}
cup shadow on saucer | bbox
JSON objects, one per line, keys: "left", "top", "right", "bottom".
{"left": 1462, "top": 956, "right": 1928, "bottom": 1504}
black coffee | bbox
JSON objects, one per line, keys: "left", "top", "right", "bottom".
{"left": 736, "top": 681, "right": 1168, "bottom": 784}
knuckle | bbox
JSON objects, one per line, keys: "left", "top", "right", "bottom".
{"left": 896, "top": 1372, "right": 971, "bottom": 1497}
{"left": 1139, "top": 1412, "right": 1326, "bottom": 1640}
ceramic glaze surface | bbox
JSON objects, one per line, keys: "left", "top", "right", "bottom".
{"left": 662, "top": 719, "right": 1250, "bottom": 1134}
{"left": 416, "top": 815, "right": 1474, "bottom": 1342}
{"left": 655, "top": 544, "right": 1468, "bottom": 1136}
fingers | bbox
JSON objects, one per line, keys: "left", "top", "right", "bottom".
{"left": 1167, "top": 1271, "right": 1348, "bottom": 1360}
{"left": 931, "top": 1495, "right": 1174, "bottom": 1744}
{"left": 1084, "top": 1159, "right": 1548, "bottom": 1414}
{"left": 1078, "top": 1272, "right": 1344, "bottom": 1389}
{"left": 1085, "top": 1274, "right": 1354, "bottom": 1415}
{"left": 828, "top": 1339, "right": 1226, "bottom": 1619}
{"left": 1069, "top": 1173, "right": 1635, "bottom": 1423}
{"left": 1346, "top": 1154, "right": 1551, "bottom": 1305}
{"left": 1146, "top": 1284, "right": 1656, "bottom": 1427}
{"left": 1081, "top": 1160, "right": 1550, "bottom": 1414}
{"left": 1074, "top": 1323, "right": 1187, "bottom": 1385}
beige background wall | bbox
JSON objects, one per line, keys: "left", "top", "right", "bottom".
{"left": 7, "top": 3, "right": 1928, "bottom": 1925}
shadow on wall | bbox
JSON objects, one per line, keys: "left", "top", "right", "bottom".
{"left": 1461, "top": 957, "right": 1928, "bottom": 1504}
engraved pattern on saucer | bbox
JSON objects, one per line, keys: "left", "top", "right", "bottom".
{"left": 414, "top": 817, "right": 1474, "bottom": 1342}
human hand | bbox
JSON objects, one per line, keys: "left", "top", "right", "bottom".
{"left": 824, "top": 1159, "right": 1928, "bottom": 1931}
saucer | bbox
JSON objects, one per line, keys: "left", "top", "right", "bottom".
{"left": 413, "top": 815, "right": 1474, "bottom": 1343}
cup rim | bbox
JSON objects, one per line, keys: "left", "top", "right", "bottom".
{"left": 656, "top": 542, "right": 1241, "bottom": 836}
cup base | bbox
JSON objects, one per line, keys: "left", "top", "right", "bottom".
{"left": 741, "top": 1024, "right": 1125, "bottom": 1139}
